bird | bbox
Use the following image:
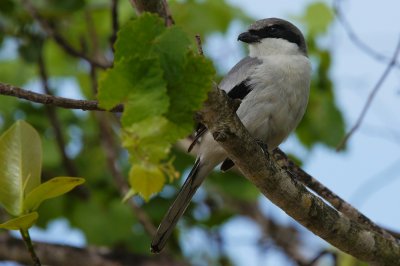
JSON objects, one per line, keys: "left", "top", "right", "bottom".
{"left": 151, "top": 17, "right": 311, "bottom": 253}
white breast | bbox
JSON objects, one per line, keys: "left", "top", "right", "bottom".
{"left": 237, "top": 54, "right": 311, "bottom": 150}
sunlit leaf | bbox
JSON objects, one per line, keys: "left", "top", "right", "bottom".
{"left": 98, "top": 13, "right": 215, "bottom": 199}
{"left": 0, "top": 212, "right": 38, "bottom": 230}
{"left": 23, "top": 177, "right": 85, "bottom": 212}
{"left": 0, "top": 120, "right": 42, "bottom": 216}
{"left": 129, "top": 164, "right": 165, "bottom": 201}
{"left": 122, "top": 116, "right": 173, "bottom": 163}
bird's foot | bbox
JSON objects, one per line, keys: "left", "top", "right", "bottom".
{"left": 255, "top": 139, "right": 269, "bottom": 157}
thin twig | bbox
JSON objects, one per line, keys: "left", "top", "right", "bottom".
{"left": 0, "top": 83, "right": 123, "bottom": 112}
{"left": 19, "top": 229, "right": 41, "bottom": 266}
{"left": 161, "top": 0, "right": 175, "bottom": 26}
{"left": 195, "top": 34, "right": 204, "bottom": 56}
{"left": 22, "top": 0, "right": 111, "bottom": 69}
{"left": 334, "top": 0, "right": 400, "bottom": 68}
{"left": 110, "top": 0, "right": 119, "bottom": 50}
{"left": 337, "top": 37, "right": 400, "bottom": 150}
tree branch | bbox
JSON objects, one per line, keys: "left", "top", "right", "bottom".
{"left": 272, "top": 148, "right": 396, "bottom": 241}
{"left": 198, "top": 87, "right": 400, "bottom": 265}
{"left": 110, "top": 0, "right": 120, "bottom": 50}
{"left": 0, "top": 233, "right": 186, "bottom": 266}
{"left": 0, "top": 83, "right": 123, "bottom": 112}
{"left": 337, "top": 37, "right": 400, "bottom": 150}
{"left": 129, "top": 0, "right": 174, "bottom": 26}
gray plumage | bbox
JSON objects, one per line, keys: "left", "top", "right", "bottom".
{"left": 151, "top": 18, "right": 311, "bottom": 253}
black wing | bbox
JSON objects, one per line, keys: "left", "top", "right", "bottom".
{"left": 188, "top": 56, "right": 261, "bottom": 153}
{"left": 188, "top": 79, "right": 253, "bottom": 152}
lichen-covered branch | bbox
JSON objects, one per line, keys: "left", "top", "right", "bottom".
{"left": 272, "top": 148, "right": 396, "bottom": 241}
{"left": 198, "top": 87, "right": 400, "bottom": 265}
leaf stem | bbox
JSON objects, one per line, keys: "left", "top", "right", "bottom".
{"left": 19, "top": 229, "right": 41, "bottom": 266}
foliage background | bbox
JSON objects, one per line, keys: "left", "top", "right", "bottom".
{"left": 0, "top": 0, "right": 399, "bottom": 265}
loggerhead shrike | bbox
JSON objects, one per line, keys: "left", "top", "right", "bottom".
{"left": 151, "top": 18, "right": 311, "bottom": 253}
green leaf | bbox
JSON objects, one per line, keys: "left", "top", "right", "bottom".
{"left": 166, "top": 52, "right": 215, "bottom": 133}
{"left": 0, "top": 212, "right": 38, "bottom": 230}
{"left": 0, "top": 120, "right": 42, "bottom": 216}
{"left": 98, "top": 56, "right": 169, "bottom": 126}
{"left": 99, "top": 13, "right": 215, "bottom": 199}
{"left": 129, "top": 164, "right": 165, "bottom": 201}
{"left": 114, "top": 13, "right": 166, "bottom": 62}
{"left": 298, "top": 2, "right": 334, "bottom": 36}
{"left": 123, "top": 116, "right": 173, "bottom": 163}
{"left": 23, "top": 177, "right": 85, "bottom": 212}
{"left": 153, "top": 26, "right": 191, "bottom": 83}
{"left": 296, "top": 50, "right": 345, "bottom": 148}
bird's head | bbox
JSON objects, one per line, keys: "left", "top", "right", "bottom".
{"left": 238, "top": 18, "right": 307, "bottom": 57}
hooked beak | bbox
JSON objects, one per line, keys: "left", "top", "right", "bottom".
{"left": 237, "top": 31, "right": 260, "bottom": 43}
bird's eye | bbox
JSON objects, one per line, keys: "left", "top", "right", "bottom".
{"left": 269, "top": 26, "right": 278, "bottom": 32}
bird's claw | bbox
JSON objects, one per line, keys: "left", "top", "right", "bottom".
{"left": 255, "top": 139, "right": 269, "bottom": 156}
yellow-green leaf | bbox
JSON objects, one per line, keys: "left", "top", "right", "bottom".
{"left": 0, "top": 212, "right": 38, "bottom": 230}
{"left": 0, "top": 120, "right": 42, "bottom": 216}
{"left": 23, "top": 177, "right": 85, "bottom": 212}
{"left": 129, "top": 164, "right": 165, "bottom": 201}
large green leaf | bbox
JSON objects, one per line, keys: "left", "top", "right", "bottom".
{"left": 98, "top": 56, "right": 169, "bottom": 127}
{"left": 113, "top": 13, "right": 166, "bottom": 62}
{"left": 98, "top": 13, "right": 215, "bottom": 199}
{"left": 166, "top": 52, "right": 215, "bottom": 134}
{"left": 23, "top": 177, "right": 85, "bottom": 212}
{"left": 0, "top": 120, "right": 42, "bottom": 216}
{"left": 0, "top": 212, "right": 38, "bottom": 230}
